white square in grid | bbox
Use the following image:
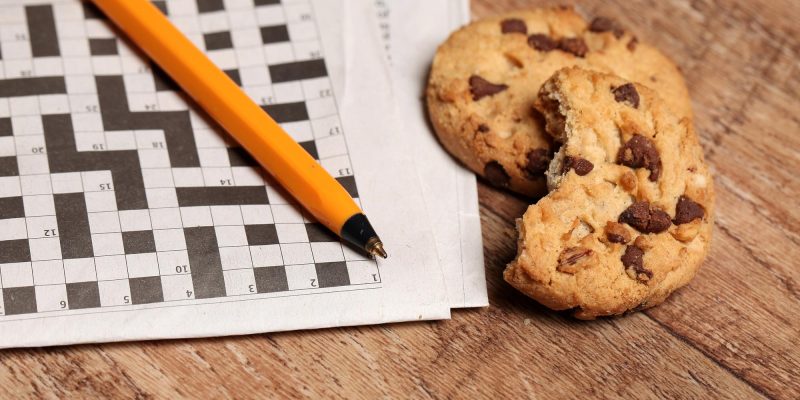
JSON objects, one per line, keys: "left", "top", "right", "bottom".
{"left": 250, "top": 244, "right": 283, "bottom": 267}
{"left": 142, "top": 168, "right": 175, "bottom": 188}
{"left": 293, "top": 42, "right": 323, "bottom": 62}
{"left": 82, "top": 170, "right": 113, "bottom": 192}
{"left": 210, "top": 205, "right": 243, "bottom": 226}
{"left": 10, "top": 96, "right": 39, "bottom": 116}
{"left": 59, "top": 39, "right": 90, "bottom": 56}
{"left": 172, "top": 168, "right": 205, "bottom": 187}
{"left": 88, "top": 211, "right": 121, "bottom": 234}
{"left": 0, "top": 176, "right": 22, "bottom": 198}
{"left": 85, "top": 19, "right": 114, "bottom": 37}
{"left": 215, "top": 225, "right": 248, "bottom": 247}
{"left": 346, "top": 261, "right": 380, "bottom": 284}
{"left": 92, "top": 233, "right": 124, "bottom": 257}
{"left": 306, "top": 98, "right": 337, "bottom": 119}
{"left": 180, "top": 206, "right": 213, "bottom": 228}
{"left": 239, "top": 65, "right": 270, "bottom": 86}
{"left": 220, "top": 246, "right": 253, "bottom": 270}
{"left": 13, "top": 134, "right": 44, "bottom": 156}
{"left": 119, "top": 209, "right": 152, "bottom": 232}
{"left": 156, "top": 91, "right": 188, "bottom": 111}
{"left": 120, "top": 55, "right": 148, "bottom": 74}
{"left": 69, "top": 94, "right": 101, "bottom": 114}
{"left": 1, "top": 262, "right": 33, "bottom": 288}
{"left": 149, "top": 208, "right": 184, "bottom": 230}
{"left": 25, "top": 216, "right": 58, "bottom": 239}
{"left": 316, "top": 134, "right": 348, "bottom": 159}
{"left": 3, "top": 59, "right": 34, "bottom": 79}
{"left": 271, "top": 82, "right": 304, "bottom": 103}
{"left": 311, "top": 242, "right": 345, "bottom": 263}
{"left": 94, "top": 255, "right": 128, "bottom": 281}
{"left": 49, "top": 182, "right": 83, "bottom": 207}
{"left": 223, "top": 269, "right": 256, "bottom": 296}
{"left": 32, "top": 260, "right": 65, "bottom": 285}
{"left": 127, "top": 93, "right": 159, "bottom": 112}
{"left": 264, "top": 43, "right": 295, "bottom": 64}
{"left": 285, "top": 263, "right": 317, "bottom": 290}
{"left": 280, "top": 243, "right": 314, "bottom": 265}
{"left": 17, "top": 155, "right": 50, "bottom": 175}
{"left": 11, "top": 116, "right": 44, "bottom": 135}
{"left": 22, "top": 194, "right": 55, "bottom": 216}
{"left": 65, "top": 76, "right": 97, "bottom": 94}
{"left": 240, "top": 205, "right": 273, "bottom": 225}
{"left": 72, "top": 113, "right": 104, "bottom": 132}
{"left": 134, "top": 130, "right": 165, "bottom": 149}
{"left": 171, "top": 13, "right": 200, "bottom": 32}
{"left": 276, "top": 223, "right": 308, "bottom": 243}
{"left": 56, "top": 20, "right": 87, "bottom": 39}
{"left": 198, "top": 148, "right": 230, "bottom": 167}
{"left": 106, "top": 130, "right": 137, "bottom": 150}
{"left": 145, "top": 188, "right": 179, "bottom": 208}
{"left": 320, "top": 155, "right": 352, "bottom": 178}
{"left": 161, "top": 274, "right": 195, "bottom": 301}
{"left": 343, "top": 243, "right": 370, "bottom": 262}
{"left": 39, "top": 94, "right": 71, "bottom": 115}
{"left": 235, "top": 48, "right": 266, "bottom": 68}
{"left": 0, "top": 137, "right": 14, "bottom": 157}
{"left": 123, "top": 74, "right": 157, "bottom": 93}
{"left": 202, "top": 167, "right": 234, "bottom": 186}
{"left": 34, "top": 284, "right": 68, "bottom": 312}
{"left": 0, "top": 98, "right": 8, "bottom": 118}
{"left": 244, "top": 85, "right": 274, "bottom": 106}
{"left": 91, "top": 57, "right": 123, "bottom": 75}
{"left": 29, "top": 237, "right": 62, "bottom": 261}
{"left": 84, "top": 191, "right": 118, "bottom": 212}
{"left": 287, "top": 21, "right": 318, "bottom": 42}
{"left": 199, "top": 12, "right": 229, "bottom": 32}
{"left": 74, "top": 131, "right": 106, "bottom": 152}
{"left": 271, "top": 204, "right": 304, "bottom": 223}
{"left": 283, "top": 3, "right": 313, "bottom": 23}
{"left": 0, "top": 41, "right": 32, "bottom": 60}
{"left": 156, "top": 250, "right": 190, "bottom": 276}
{"left": 301, "top": 77, "right": 331, "bottom": 101}
{"left": 52, "top": 2, "right": 83, "bottom": 20}
{"left": 33, "top": 57, "right": 64, "bottom": 76}
{"left": 63, "top": 258, "right": 97, "bottom": 283}
{"left": 98, "top": 279, "right": 132, "bottom": 307}
{"left": 126, "top": 253, "right": 159, "bottom": 278}
{"left": 265, "top": 186, "right": 292, "bottom": 205}
{"left": 231, "top": 167, "right": 264, "bottom": 186}
{"left": 0, "top": 218, "right": 27, "bottom": 241}
{"left": 138, "top": 149, "right": 171, "bottom": 168}
{"left": 208, "top": 49, "right": 238, "bottom": 70}
{"left": 281, "top": 120, "right": 312, "bottom": 142}
{"left": 153, "top": 228, "right": 186, "bottom": 251}
{"left": 256, "top": 5, "right": 286, "bottom": 26}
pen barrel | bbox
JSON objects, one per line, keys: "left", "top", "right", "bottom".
{"left": 92, "top": 0, "right": 361, "bottom": 232}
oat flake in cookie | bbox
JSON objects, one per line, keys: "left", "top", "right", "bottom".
{"left": 426, "top": 7, "right": 692, "bottom": 197}
{"left": 504, "top": 68, "right": 714, "bottom": 319}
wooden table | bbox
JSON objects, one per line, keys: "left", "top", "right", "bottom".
{"left": 2, "top": 0, "right": 798, "bottom": 398}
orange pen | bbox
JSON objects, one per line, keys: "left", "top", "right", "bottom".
{"left": 91, "top": 0, "right": 387, "bottom": 258}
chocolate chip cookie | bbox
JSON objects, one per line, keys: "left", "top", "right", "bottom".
{"left": 426, "top": 7, "right": 692, "bottom": 196}
{"left": 503, "top": 68, "right": 713, "bottom": 319}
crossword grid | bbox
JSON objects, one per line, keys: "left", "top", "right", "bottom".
{"left": 0, "top": 0, "right": 380, "bottom": 317}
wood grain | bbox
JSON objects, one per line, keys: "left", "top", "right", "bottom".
{"left": 1, "top": 1, "right": 798, "bottom": 398}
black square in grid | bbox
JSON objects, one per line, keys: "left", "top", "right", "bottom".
{"left": 305, "top": 223, "right": 339, "bottom": 243}
{"left": 196, "top": 0, "right": 225, "bottom": 13}
{"left": 253, "top": 266, "right": 289, "bottom": 293}
{"left": 315, "top": 262, "right": 350, "bottom": 288}
{"left": 299, "top": 141, "right": 318, "bottom": 160}
{"left": 66, "top": 281, "right": 101, "bottom": 310}
{"left": 260, "top": 25, "right": 290, "bottom": 44}
{"left": 89, "top": 38, "right": 118, "bottom": 56}
{"left": 0, "top": 239, "right": 31, "bottom": 263}
{"left": 0, "top": 156, "right": 19, "bottom": 176}
{"left": 261, "top": 102, "right": 309, "bottom": 123}
{"left": 122, "top": 230, "right": 157, "bottom": 254}
{"left": 129, "top": 276, "right": 164, "bottom": 305}
{"left": 245, "top": 224, "right": 279, "bottom": 246}
{"left": 0, "top": 117, "right": 12, "bottom": 136}
{"left": 255, "top": 0, "right": 281, "bottom": 5}
{"left": 227, "top": 147, "right": 258, "bottom": 167}
{"left": 336, "top": 176, "right": 359, "bottom": 198}
{"left": 152, "top": 63, "right": 180, "bottom": 92}
{"left": 224, "top": 69, "right": 241, "bottom": 86}
{"left": 82, "top": 2, "right": 106, "bottom": 19}
{"left": 3, "top": 287, "right": 37, "bottom": 315}
{"left": 203, "top": 31, "right": 233, "bottom": 51}
{"left": 152, "top": 0, "right": 168, "bottom": 15}
{"left": 0, "top": 197, "right": 25, "bottom": 219}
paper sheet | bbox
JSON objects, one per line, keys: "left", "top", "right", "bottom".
{"left": 0, "top": 0, "right": 450, "bottom": 348}
{"left": 375, "top": 0, "right": 488, "bottom": 307}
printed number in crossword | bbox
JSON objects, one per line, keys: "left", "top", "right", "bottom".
{"left": 0, "top": 0, "right": 380, "bottom": 317}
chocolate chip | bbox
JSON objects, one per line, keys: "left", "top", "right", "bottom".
{"left": 501, "top": 18, "right": 527, "bottom": 34}
{"left": 524, "top": 148, "right": 550, "bottom": 178}
{"left": 673, "top": 195, "right": 705, "bottom": 225}
{"left": 477, "top": 124, "right": 490, "bottom": 133}
{"left": 617, "top": 134, "right": 661, "bottom": 181}
{"left": 622, "top": 245, "right": 652, "bottom": 282}
{"left": 562, "top": 156, "right": 594, "bottom": 176}
{"left": 618, "top": 201, "right": 672, "bottom": 233}
{"left": 528, "top": 34, "right": 557, "bottom": 51}
{"left": 612, "top": 83, "right": 640, "bottom": 108}
{"left": 469, "top": 75, "right": 508, "bottom": 101}
{"left": 589, "top": 17, "right": 614, "bottom": 32}
{"left": 484, "top": 161, "right": 510, "bottom": 188}
{"left": 605, "top": 221, "right": 631, "bottom": 244}
{"left": 627, "top": 36, "right": 638, "bottom": 51}
{"left": 558, "top": 37, "right": 588, "bottom": 57}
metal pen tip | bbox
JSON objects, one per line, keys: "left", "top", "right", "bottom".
{"left": 365, "top": 237, "right": 388, "bottom": 259}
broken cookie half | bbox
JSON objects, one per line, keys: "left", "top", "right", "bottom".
{"left": 504, "top": 67, "right": 714, "bottom": 319}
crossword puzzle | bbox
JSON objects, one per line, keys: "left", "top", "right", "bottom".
{"left": 0, "top": 0, "right": 380, "bottom": 317}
